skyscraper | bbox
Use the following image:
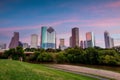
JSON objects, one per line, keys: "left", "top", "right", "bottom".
{"left": 86, "top": 32, "right": 95, "bottom": 48}
{"left": 59, "top": 38, "right": 66, "bottom": 50}
{"left": 31, "top": 34, "right": 38, "bottom": 48}
{"left": 80, "top": 40, "right": 84, "bottom": 49}
{"left": 69, "top": 36, "right": 72, "bottom": 47}
{"left": 41, "top": 26, "right": 47, "bottom": 49}
{"left": 104, "top": 31, "right": 114, "bottom": 48}
{"left": 41, "top": 26, "right": 56, "bottom": 49}
{"left": 84, "top": 41, "right": 87, "bottom": 48}
{"left": 9, "top": 32, "right": 19, "bottom": 49}
{"left": 110, "top": 38, "right": 114, "bottom": 48}
{"left": 47, "top": 27, "right": 56, "bottom": 49}
{"left": 71, "top": 27, "right": 79, "bottom": 47}
{"left": 59, "top": 39, "right": 64, "bottom": 46}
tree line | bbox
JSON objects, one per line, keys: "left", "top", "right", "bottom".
{"left": 0, "top": 46, "right": 120, "bottom": 66}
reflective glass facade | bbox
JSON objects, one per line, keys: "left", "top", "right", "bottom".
{"left": 86, "top": 32, "right": 95, "bottom": 48}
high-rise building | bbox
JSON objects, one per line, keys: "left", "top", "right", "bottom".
{"left": 59, "top": 39, "right": 64, "bottom": 46}
{"left": 71, "top": 27, "right": 79, "bottom": 47}
{"left": 110, "top": 38, "right": 114, "bottom": 48}
{"left": 41, "top": 26, "right": 47, "bottom": 49}
{"left": 86, "top": 32, "right": 95, "bottom": 48}
{"left": 80, "top": 40, "right": 84, "bottom": 49}
{"left": 104, "top": 31, "right": 114, "bottom": 48}
{"left": 31, "top": 34, "right": 38, "bottom": 48}
{"left": 84, "top": 41, "right": 87, "bottom": 48}
{"left": 41, "top": 26, "right": 56, "bottom": 49}
{"left": 59, "top": 38, "right": 66, "bottom": 50}
{"left": 69, "top": 36, "right": 72, "bottom": 47}
{"left": 9, "top": 32, "right": 19, "bottom": 49}
{"left": 47, "top": 27, "right": 56, "bottom": 49}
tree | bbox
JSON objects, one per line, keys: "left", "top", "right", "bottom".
{"left": 85, "top": 48, "right": 99, "bottom": 64}
{"left": 66, "top": 48, "right": 85, "bottom": 63}
{"left": 98, "top": 50, "right": 120, "bottom": 65}
{"left": 56, "top": 51, "right": 67, "bottom": 63}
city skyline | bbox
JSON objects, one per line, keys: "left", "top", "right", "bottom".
{"left": 0, "top": 0, "right": 120, "bottom": 48}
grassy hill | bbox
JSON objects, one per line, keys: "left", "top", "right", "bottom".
{"left": 0, "top": 59, "right": 98, "bottom": 80}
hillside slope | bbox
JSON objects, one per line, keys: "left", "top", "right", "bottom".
{"left": 0, "top": 59, "right": 97, "bottom": 80}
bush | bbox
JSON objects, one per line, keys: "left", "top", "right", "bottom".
{"left": 98, "top": 50, "right": 119, "bottom": 65}
{"left": 3, "top": 46, "right": 25, "bottom": 61}
{"left": 56, "top": 52, "right": 67, "bottom": 63}
{"left": 37, "top": 52, "right": 53, "bottom": 62}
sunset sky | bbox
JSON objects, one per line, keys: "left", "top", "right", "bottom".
{"left": 0, "top": 0, "right": 120, "bottom": 48}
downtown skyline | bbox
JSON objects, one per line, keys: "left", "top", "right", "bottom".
{"left": 0, "top": 0, "right": 120, "bottom": 48}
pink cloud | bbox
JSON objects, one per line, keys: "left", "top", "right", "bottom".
{"left": 106, "top": 1, "right": 120, "bottom": 8}
{"left": 0, "top": 19, "right": 80, "bottom": 32}
{"left": 79, "top": 18, "right": 120, "bottom": 28}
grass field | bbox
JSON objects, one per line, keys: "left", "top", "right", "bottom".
{"left": 0, "top": 59, "right": 98, "bottom": 80}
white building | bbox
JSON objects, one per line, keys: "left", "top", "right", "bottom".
{"left": 31, "top": 34, "right": 38, "bottom": 48}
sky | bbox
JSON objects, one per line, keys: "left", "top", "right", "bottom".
{"left": 0, "top": 0, "right": 120, "bottom": 48}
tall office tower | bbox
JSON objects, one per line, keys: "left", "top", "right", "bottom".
{"left": 41, "top": 26, "right": 56, "bottom": 49}
{"left": 41, "top": 26, "right": 47, "bottom": 49}
{"left": 80, "top": 40, "right": 84, "bottom": 49}
{"left": 69, "top": 36, "right": 72, "bottom": 47}
{"left": 59, "top": 38, "right": 66, "bottom": 50}
{"left": 86, "top": 32, "right": 95, "bottom": 48}
{"left": 71, "top": 27, "right": 79, "bottom": 47}
{"left": 9, "top": 32, "right": 19, "bottom": 49}
{"left": 47, "top": 27, "right": 56, "bottom": 49}
{"left": 84, "top": 41, "right": 87, "bottom": 48}
{"left": 104, "top": 31, "right": 114, "bottom": 48}
{"left": 31, "top": 34, "right": 38, "bottom": 48}
{"left": 110, "top": 38, "right": 114, "bottom": 48}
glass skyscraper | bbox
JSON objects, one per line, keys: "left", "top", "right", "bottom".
{"left": 86, "top": 32, "right": 95, "bottom": 48}
{"left": 41, "top": 26, "right": 56, "bottom": 49}
{"left": 41, "top": 26, "right": 47, "bottom": 49}
{"left": 47, "top": 27, "right": 56, "bottom": 49}
{"left": 104, "top": 31, "right": 114, "bottom": 48}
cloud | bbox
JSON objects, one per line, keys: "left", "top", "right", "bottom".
{"left": 79, "top": 17, "right": 120, "bottom": 28}
{"left": 106, "top": 1, "right": 120, "bottom": 8}
{"left": 0, "top": 18, "right": 80, "bottom": 32}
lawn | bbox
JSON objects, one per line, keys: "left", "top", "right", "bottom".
{"left": 0, "top": 59, "right": 98, "bottom": 80}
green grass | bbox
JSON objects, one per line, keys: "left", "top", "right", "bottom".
{"left": 0, "top": 59, "right": 98, "bottom": 80}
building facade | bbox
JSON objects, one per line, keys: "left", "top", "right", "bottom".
{"left": 47, "top": 27, "right": 56, "bottom": 49}
{"left": 69, "top": 36, "right": 72, "bottom": 47}
{"left": 9, "top": 32, "right": 19, "bottom": 49}
{"left": 41, "top": 26, "right": 47, "bottom": 49}
{"left": 41, "top": 26, "right": 56, "bottom": 49}
{"left": 80, "top": 40, "right": 84, "bottom": 49}
{"left": 86, "top": 32, "right": 95, "bottom": 48}
{"left": 71, "top": 27, "right": 79, "bottom": 47}
{"left": 31, "top": 34, "right": 38, "bottom": 48}
{"left": 59, "top": 38, "right": 66, "bottom": 50}
{"left": 104, "top": 31, "right": 114, "bottom": 48}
